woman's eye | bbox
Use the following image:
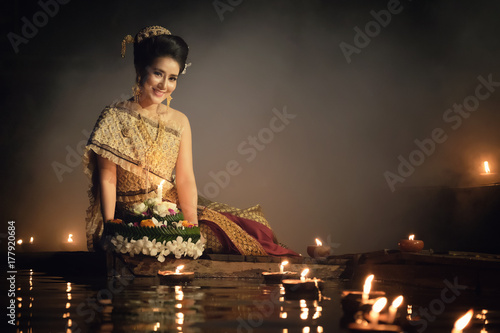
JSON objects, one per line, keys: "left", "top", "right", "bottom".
{"left": 154, "top": 71, "right": 163, "bottom": 77}
{"left": 169, "top": 77, "right": 177, "bottom": 81}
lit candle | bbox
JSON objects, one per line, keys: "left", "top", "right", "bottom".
{"left": 157, "top": 180, "right": 165, "bottom": 202}
{"left": 29, "top": 237, "right": 34, "bottom": 244}
{"left": 280, "top": 260, "right": 289, "bottom": 274}
{"left": 483, "top": 161, "right": 491, "bottom": 174}
{"left": 262, "top": 260, "right": 298, "bottom": 283}
{"left": 452, "top": 309, "right": 473, "bottom": 333}
{"left": 362, "top": 274, "right": 374, "bottom": 303}
{"left": 158, "top": 265, "right": 195, "bottom": 284}
{"left": 369, "top": 297, "right": 387, "bottom": 326}
{"left": 282, "top": 268, "right": 323, "bottom": 296}
{"left": 17, "top": 239, "right": 23, "bottom": 245}
{"left": 68, "top": 234, "right": 73, "bottom": 243}
{"left": 387, "top": 295, "right": 404, "bottom": 323}
{"left": 399, "top": 234, "right": 424, "bottom": 252}
{"left": 300, "top": 268, "right": 309, "bottom": 282}
{"left": 307, "top": 238, "right": 331, "bottom": 258}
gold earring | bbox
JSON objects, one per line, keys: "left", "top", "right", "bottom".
{"left": 167, "top": 95, "right": 172, "bottom": 109}
{"left": 133, "top": 77, "right": 141, "bottom": 103}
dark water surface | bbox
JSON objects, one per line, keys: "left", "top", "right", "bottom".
{"left": 7, "top": 266, "right": 500, "bottom": 333}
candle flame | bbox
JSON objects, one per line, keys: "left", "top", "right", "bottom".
{"left": 301, "top": 268, "right": 310, "bottom": 278}
{"left": 363, "top": 274, "right": 374, "bottom": 295}
{"left": 29, "top": 237, "right": 34, "bottom": 244}
{"left": 372, "top": 297, "right": 388, "bottom": 313}
{"left": 409, "top": 234, "right": 415, "bottom": 240}
{"left": 67, "top": 234, "right": 73, "bottom": 243}
{"left": 391, "top": 295, "right": 404, "bottom": 308}
{"left": 484, "top": 161, "right": 491, "bottom": 174}
{"left": 17, "top": 239, "right": 23, "bottom": 245}
{"left": 175, "top": 265, "right": 184, "bottom": 274}
{"left": 281, "top": 260, "right": 289, "bottom": 267}
{"left": 315, "top": 238, "right": 322, "bottom": 246}
{"left": 454, "top": 309, "right": 474, "bottom": 330}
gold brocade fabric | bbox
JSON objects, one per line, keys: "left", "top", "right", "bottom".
{"left": 83, "top": 101, "right": 183, "bottom": 250}
{"left": 83, "top": 101, "right": 274, "bottom": 255}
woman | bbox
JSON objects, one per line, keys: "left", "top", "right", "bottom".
{"left": 84, "top": 25, "right": 298, "bottom": 257}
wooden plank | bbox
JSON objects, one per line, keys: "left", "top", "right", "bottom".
{"left": 113, "top": 252, "right": 342, "bottom": 279}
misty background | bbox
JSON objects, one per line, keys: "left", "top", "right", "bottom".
{"left": 1, "top": 0, "right": 500, "bottom": 254}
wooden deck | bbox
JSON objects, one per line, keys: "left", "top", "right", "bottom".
{"left": 107, "top": 251, "right": 347, "bottom": 279}
{"left": 335, "top": 250, "right": 500, "bottom": 291}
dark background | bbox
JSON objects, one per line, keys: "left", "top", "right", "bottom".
{"left": 1, "top": 0, "right": 499, "bottom": 254}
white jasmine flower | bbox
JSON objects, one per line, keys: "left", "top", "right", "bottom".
{"left": 152, "top": 216, "right": 160, "bottom": 226}
{"left": 153, "top": 202, "right": 170, "bottom": 217}
{"left": 131, "top": 202, "right": 148, "bottom": 215}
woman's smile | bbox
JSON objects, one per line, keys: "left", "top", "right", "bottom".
{"left": 138, "top": 56, "right": 180, "bottom": 109}
{"left": 153, "top": 88, "right": 167, "bottom": 97}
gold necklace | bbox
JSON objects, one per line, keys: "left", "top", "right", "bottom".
{"left": 137, "top": 104, "right": 163, "bottom": 196}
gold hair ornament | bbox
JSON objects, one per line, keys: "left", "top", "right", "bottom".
{"left": 121, "top": 26, "right": 172, "bottom": 58}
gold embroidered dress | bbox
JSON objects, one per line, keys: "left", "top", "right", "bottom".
{"left": 84, "top": 101, "right": 298, "bottom": 257}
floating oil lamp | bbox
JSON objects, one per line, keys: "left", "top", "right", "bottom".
{"left": 386, "top": 296, "right": 403, "bottom": 324}
{"left": 398, "top": 234, "right": 424, "bottom": 252}
{"left": 158, "top": 265, "right": 194, "bottom": 284}
{"left": 482, "top": 161, "right": 491, "bottom": 175}
{"left": 262, "top": 260, "right": 299, "bottom": 283}
{"left": 307, "top": 238, "right": 332, "bottom": 259}
{"left": 479, "top": 160, "right": 499, "bottom": 184}
{"left": 282, "top": 268, "right": 324, "bottom": 296}
{"left": 347, "top": 297, "right": 402, "bottom": 332}
{"left": 451, "top": 309, "right": 473, "bottom": 333}
{"left": 61, "top": 233, "right": 77, "bottom": 251}
{"left": 341, "top": 274, "right": 386, "bottom": 315}
{"left": 368, "top": 297, "right": 387, "bottom": 326}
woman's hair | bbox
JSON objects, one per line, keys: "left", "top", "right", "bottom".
{"left": 133, "top": 34, "right": 189, "bottom": 82}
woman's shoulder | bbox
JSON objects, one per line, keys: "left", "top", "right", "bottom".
{"left": 165, "top": 107, "right": 191, "bottom": 129}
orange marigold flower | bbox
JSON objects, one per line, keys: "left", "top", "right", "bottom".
{"left": 182, "top": 220, "right": 195, "bottom": 228}
{"left": 140, "top": 219, "right": 155, "bottom": 227}
{"left": 109, "top": 219, "right": 123, "bottom": 224}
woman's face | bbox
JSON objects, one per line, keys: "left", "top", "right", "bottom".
{"left": 139, "top": 56, "right": 181, "bottom": 108}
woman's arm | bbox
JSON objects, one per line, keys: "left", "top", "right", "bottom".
{"left": 175, "top": 116, "right": 198, "bottom": 225}
{"left": 97, "top": 155, "right": 117, "bottom": 222}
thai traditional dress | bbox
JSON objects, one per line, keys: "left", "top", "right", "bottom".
{"left": 83, "top": 101, "right": 299, "bottom": 257}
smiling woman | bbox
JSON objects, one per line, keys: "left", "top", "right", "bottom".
{"left": 83, "top": 25, "right": 299, "bottom": 258}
